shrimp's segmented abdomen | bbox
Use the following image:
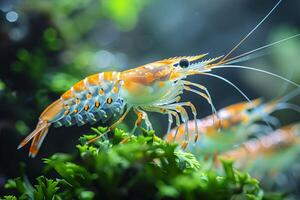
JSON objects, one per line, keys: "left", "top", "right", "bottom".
{"left": 53, "top": 71, "right": 125, "bottom": 127}
{"left": 18, "top": 71, "right": 126, "bottom": 157}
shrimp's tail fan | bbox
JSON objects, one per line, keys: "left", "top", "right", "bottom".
{"left": 17, "top": 99, "right": 64, "bottom": 158}
{"left": 17, "top": 120, "right": 51, "bottom": 158}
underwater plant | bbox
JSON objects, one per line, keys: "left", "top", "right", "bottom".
{"left": 1, "top": 128, "right": 284, "bottom": 200}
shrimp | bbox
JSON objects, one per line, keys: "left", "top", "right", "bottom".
{"left": 217, "top": 124, "right": 300, "bottom": 170}
{"left": 165, "top": 86, "right": 300, "bottom": 151}
{"left": 164, "top": 100, "right": 282, "bottom": 155}
{"left": 165, "top": 99, "right": 263, "bottom": 145}
{"left": 18, "top": 0, "right": 300, "bottom": 157}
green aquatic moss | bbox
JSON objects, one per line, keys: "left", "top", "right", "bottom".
{"left": 2, "top": 127, "right": 284, "bottom": 200}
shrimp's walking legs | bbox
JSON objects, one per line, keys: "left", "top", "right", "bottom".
{"left": 131, "top": 108, "right": 154, "bottom": 134}
{"left": 163, "top": 104, "right": 191, "bottom": 149}
{"left": 166, "top": 113, "right": 173, "bottom": 136}
{"left": 183, "top": 81, "right": 218, "bottom": 120}
{"left": 186, "top": 102, "right": 199, "bottom": 142}
{"left": 137, "top": 109, "right": 153, "bottom": 131}
{"left": 167, "top": 110, "right": 181, "bottom": 142}
{"left": 167, "top": 102, "right": 199, "bottom": 144}
{"left": 142, "top": 106, "right": 181, "bottom": 141}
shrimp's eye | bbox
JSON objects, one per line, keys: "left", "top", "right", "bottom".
{"left": 179, "top": 59, "right": 189, "bottom": 68}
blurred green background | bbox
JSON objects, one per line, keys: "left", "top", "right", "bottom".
{"left": 0, "top": 0, "right": 300, "bottom": 196}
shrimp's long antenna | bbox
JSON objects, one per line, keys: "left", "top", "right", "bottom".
{"left": 278, "top": 88, "right": 300, "bottom": 103}
{"left": 276, "top": 103, "right": 300, "bottom": 114}
{"left": 212, "top": 65, "right": 300, "bottom": 87}
{"left": 200, "top": 72, "right": 277, "bottom": 131}
{"left": 218, "top": 0, "right": 282, "bottom": 64}
{"left": 200, "top": 72, "right": 251, "bottom": 102}
{"left": 224, "top": 33, "right": 300, "bottom": 65}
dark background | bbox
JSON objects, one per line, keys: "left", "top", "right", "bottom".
{"left": 1, "top": 0, "right": 300, "bottom": 196}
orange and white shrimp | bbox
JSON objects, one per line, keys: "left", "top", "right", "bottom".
{"left": 217, "top": 124, "right": 300, "bottom": 169}
{"left": 165, "top": 100, "right": 262, "bottom": 147}
{"left": 18, "top": 55, "right": 219, "bottom": 157}
{"left": 165, "top": 87, "right": 300, "bottom": 150}
{"left": 18, "top": 0, "right": 300, "bottom": 157}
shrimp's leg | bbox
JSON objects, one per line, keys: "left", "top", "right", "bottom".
{"left": 183, "top": 81, "right": 218, "bottom": 120}
{"left": 164, "top": 104, "right": 190, "bottom": 149}
{"left": 130, "top": 109, "right": 144, "bottom": 134}
{"left": 166, "top": 113, "right": 173, "bottom": 135}
{"left": 131, "top": 108, "right": 153, "bottom": 133}
{"left": 143, "top": 104, "right": 193, "bottom": 148}
{"left": 186, "top": 102, "right": 199, "bottom": 143}
{"left": 183, "top": 84, "right": 222, "bottom": 130}
{"left": 137, "top": 109, "right": 153, "bottom": 131}
{"left": 169, "top": 102, "right": 199, "bottom": 143}
{"left": 88, "top": 106, "right": 132, "bottom": 144}
{"left": 167, "top": 110, "right": 181, "bottom": 142}
{"left": 143, "top": 106, "right": 181, "bottom": 141}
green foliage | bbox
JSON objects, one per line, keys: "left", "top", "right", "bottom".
{"left": 100, "top": 0, "right": 150, "bottom": 31}
{"left": 2, "top": 127, "right": 277, "bottom": 200}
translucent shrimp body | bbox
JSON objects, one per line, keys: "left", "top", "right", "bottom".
{"left": 18, "top": 55, "right": 218, "bottom": 157}
{"left": 120, "top": 61, "right": 176, "bottom": 105}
